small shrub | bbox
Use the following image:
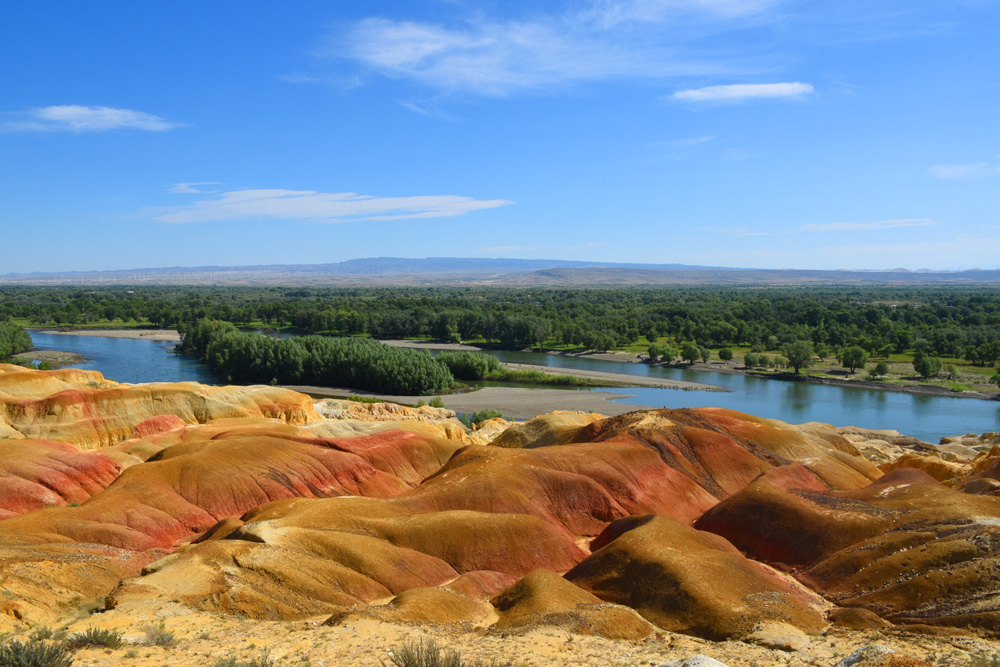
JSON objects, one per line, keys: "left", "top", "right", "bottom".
{"left": 382, "top": 640, "right": 498, "bottom": 667}
{"left": 28, "top": 627, "right": 53, "bottom": 643}
{"left": 0, "top": 640, "right": 74, "bottom": 667}
{"left": 345, "top": 395, "right": 380, "bottom": 404}
{"left": 428, "top": 397, "right": 445, "bottom": 408}
{"left": 141, "top": 623, "right": 176, "bottom": 647}
{"left": 414, "top": 399, "right": 426, "bottom": 408}
{"left": 65, "top": 627, "right": 124, "bottom": 650}
{"left": 457, "top": 409, "right": 504, "bottom": 428}
{"left": 212, "top": 649, "right": 274, "bottom": 667}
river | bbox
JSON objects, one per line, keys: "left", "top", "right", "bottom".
{"left": 26, "top": 332, "right": 1000, "bottom": 442}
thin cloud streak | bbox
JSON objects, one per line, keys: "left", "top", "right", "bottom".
{"left": 329, "top": 1, "right": 783, "bottom": 97}
{"left": 479, "top": 245, "right": 540, "bottom": 253}
{"left": 156, "top": 189, "right": 512, "bottom": 224}
{"left": 670, "top": 82, "right": 814, "bottom": 102}
{"left": 928, "top": 162, "right": 999, "bottom": 180}
{"left": 169, "top": 182, "right": 222, "bottom": 194}
{"left": 719, "top": 218, "right": 936, "bottom": 237}
{"left": 2, "top": 105, "right": 180, "bottom": 132}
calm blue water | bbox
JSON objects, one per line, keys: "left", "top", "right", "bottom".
{"left": 25, "top": 332, "right": 1000, "bottom": 441}
{"left": 28, "top": 332, "right": 216, "bottom": 385}
{"left": 487, "top": 350, "right": 1000, "bottom": 443}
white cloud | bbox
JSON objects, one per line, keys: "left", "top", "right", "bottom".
{"left": 670, "top": 82, "right": 814, "bottom": 102}
{"left": 2, "top": 105, "right": 179, "bottom": 132}
{"left": 328, "top": 1, "right": 782, "bottom": 97}
{"left": 928, "top": 162, "right": 999, "bottom": 180}
{"left": 156, "top": 188, "right": 512, "bottom": 224}
{"left": 169, "top": 182, "right": 222, "bottom": 194}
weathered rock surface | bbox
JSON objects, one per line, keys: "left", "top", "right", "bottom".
{"left": 565, "top": 515, "right": 829, "bottom": 640}
{"left": 2, "top": 365, "right": 998, "bottom": 648}
{"left": 0, "top": 365, "right": 319, "bottom": 448}
{"left": 0, "top": 438, "right": 120, "bottom": 519}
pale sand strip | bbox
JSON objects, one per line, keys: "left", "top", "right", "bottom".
{"left": 36, "top": 328, "right": 182, "bottom": 342}
{"left": 499, "top": 362, "right": 723, "bottom": 391}
{"left": 285, "top": 385, "right": 656, "bottom": 420}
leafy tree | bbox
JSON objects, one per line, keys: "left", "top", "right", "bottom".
{"left": 647, "top": 344, "right": 661, "bottom": 362}
{"left": 912, "top": 351, "right": 942, "bottom": 380}
{"left": 743, "top": 352, "right": 759, "bottom": 368}
{"left": 873, "top": 361, "right": 889, "bottom": 378}
{"left": 718, "top": 348, "right": 733, "bottom": 364}
{"left": 680, "top": 342, "right": 700, "bottom": 366}
{"left": 699, "top": 347, "right": 711, "bottom": 363}
{"left": 782, "top": 340, "right": 814, "bottom": 374}
{"left": 839, "top": 346, "right": 869, "bottom": 373}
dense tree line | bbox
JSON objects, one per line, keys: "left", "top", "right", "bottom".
{"left": 434, "top": 351, "right": 502, "bottom": 380}
{"left": 178, "top": 319, "right": 453, "bottom": 395}
{"left": 4, "top": 284, "right": 1000, "bottom": 364}
{"left": 0, "top": 322, "right": 32, "bottom": 360}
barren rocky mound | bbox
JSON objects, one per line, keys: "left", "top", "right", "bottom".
{"left": 1, "top": 365, "right": 999, "bottom": 658}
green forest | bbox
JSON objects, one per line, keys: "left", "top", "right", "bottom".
{"left": 3, "top": 284, "right": 1000, "bottom": 366}
{"left": 0, "top": 322, "right": 33, "bottom": 361}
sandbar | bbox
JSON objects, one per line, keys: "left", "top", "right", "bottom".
{"left": 36, "top": 328, "right": 182, "bottom": 342}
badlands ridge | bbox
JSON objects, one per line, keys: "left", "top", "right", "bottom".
{"left": 1, "top": 363, "right": 999, "bottom": 665}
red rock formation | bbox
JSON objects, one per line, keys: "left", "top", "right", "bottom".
{"left": 565, "top": 515, "right": 829, "bottom": 640}
{"left": 0, "top": 439, "right": 120, "bottom": 519}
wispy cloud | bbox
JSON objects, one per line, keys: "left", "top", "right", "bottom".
{"left": 479, "top": 245, "right": 540, "bottom": 253}
{"left": 397, "top": 101, "right": 462, "bottom": 122}
{"left": 581, "top": 0, "right": 780, "bottom": 28}
{"left": 719, "top": 218, "right": 936, "bottom": 237}
{"left": 156, "top": 188, "right": 512, "bottom": 224}
{"left": 2, "top": 105, "right": 180, "bottom": 132}
{"left": 670, "top": 82, "right": 814, "bottom": 102}
{"left": 928, "top": 161, "right": 1000, "bottom": 180}
{"left": 169, "top": 182, "right": 222, "bottom": 194}
{"left": 799, "top": 218, "right": 936, "bottom": 232}
{"left": 671, "top": 134, "right": 718, "bottom": 147}
{"left": 567, "top": 241, "right": 605, "bottom": 250}
{"left": 325, "top": 1, "right": 783, "bottom": 97}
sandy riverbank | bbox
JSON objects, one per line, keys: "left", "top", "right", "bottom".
{"left": 283, "top": 384, "right": 649, "bottom": 420}
{"left": 21, "top": 349, "right": 89, "bottom": 367}
{"left": 500, "top": 362, "right": 723, "bottom": 391}
{"left": 37, "top": 328, "right": 182, "bottom": 342}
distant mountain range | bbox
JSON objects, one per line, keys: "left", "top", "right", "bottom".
{"left": 3, "top": 258, "right": 999, "bottom": 286}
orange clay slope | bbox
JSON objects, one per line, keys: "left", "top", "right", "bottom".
{"left": 1, "top": 366, "right": 999, "bottom": 641}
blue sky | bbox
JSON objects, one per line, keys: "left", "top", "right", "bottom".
{"left": 2, "top": 1, "right": 998, "bottom": 273}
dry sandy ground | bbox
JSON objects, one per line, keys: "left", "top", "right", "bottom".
{"left": 284, "top": 384, "right": 649, "bottom": 420}
{"left": 38, "top": 328, "right": 182, "bottom": 342}
{"left": 50, "top": 601, "right": 1000, "bottom": 667}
